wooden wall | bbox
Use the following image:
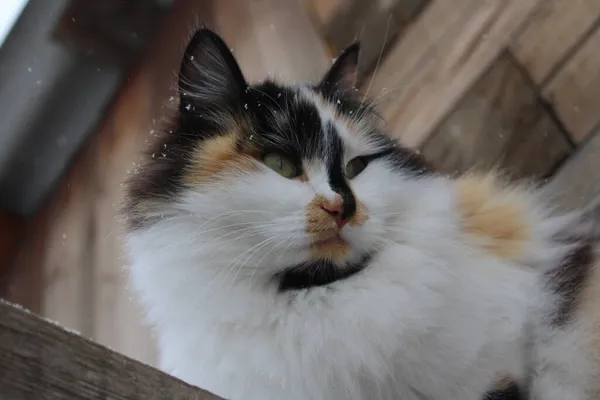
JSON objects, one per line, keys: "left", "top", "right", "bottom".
{"left": 3, "top": 0, "right": 600, "bottom": 367}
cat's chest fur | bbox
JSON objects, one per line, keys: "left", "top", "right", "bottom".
{"left": 132, "top": 241, "right": 541, "bottom": 400}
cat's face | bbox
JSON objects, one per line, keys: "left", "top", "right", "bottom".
{"left": 125, "top": 29, "right": 432, "bottom": 290}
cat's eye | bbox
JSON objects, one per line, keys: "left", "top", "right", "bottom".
{"left": 262, "top": 152, "right": 300, "bottom": 178}
{"left": 345, "top": 157, "right": 368, "bottom": 179}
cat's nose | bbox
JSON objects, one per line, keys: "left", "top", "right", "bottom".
{"left": 321, "top": 195, "right": 346, "bottom": 227}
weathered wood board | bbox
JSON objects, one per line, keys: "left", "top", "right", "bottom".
{"left": 421, "top": 53, "right": 572, "bottom": 179}
{"left": 367, "top": 0, "right": 544, "bottom": 148}
{"left": 0, "top": 211, "right": 21, "bottom": 278}
{"left": 308, "top": 0, "right": 428, "bottom": 78}
{"left": 0, "top": 301, "right": 223, "bottom": 400}
{"left": 544, "top": 129, "right": 600, "bottom": 212}
{"left": 510, "top": 0, "right": 600, "bottom": 85}
{"left": 543, "top": 24, "right": 600, "bottom": 143}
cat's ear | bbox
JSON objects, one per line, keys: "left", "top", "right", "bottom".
{"left": 319, "top": 42, "right": 360, "bottom": 94}
{"left": 178, "top": 28, "right": 247, "bottom": 115}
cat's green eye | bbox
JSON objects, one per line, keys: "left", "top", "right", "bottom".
{"left": 263, "top": 152, "right": 300, "bottom": 178}
{"left": 345, "top": 157, "right": 367, "bottom": 179}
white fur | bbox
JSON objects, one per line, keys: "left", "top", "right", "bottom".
{"left": 125, "top": 93, "right": 581, "bottom": 400}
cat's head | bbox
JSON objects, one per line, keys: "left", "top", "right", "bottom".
{"left": 124, "top": 28, "right": 434, "bottom": 291}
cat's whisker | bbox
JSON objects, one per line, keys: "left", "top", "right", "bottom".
{"left": 201, "top": 235, "right": 278, "bottom": 296}
{"left": 350, "top": 13, "right": 392, "bottom": 131}
{"left": 220, "top": 236, "right": 281, "bottom": 293}
{"left": 247, "top": 235, "right": 296, "bottom": 289}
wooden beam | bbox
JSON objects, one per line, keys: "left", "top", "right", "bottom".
{"left": 544, "top": 129, "right": 600, "bottom": 212}
{"left": 543, "top": 23, "right": 600, "bottom": 143}
{"left": 0, "top": 211, "right": 22, "bottom": 279}
{"left": 366, "top": 0, "right": 544, "bottom": 148}
{"left": 0, "top": 300, "right": 224, "bottom": 400}
{"left": 54, "top": 0, "right": 167, "bottom": 65}
{"left": 307, "top": 0, "right": 428, "bottom": 79}
{"left": 510, "top": 0, "right": 600, "bottom": 85}
{"left": 421, "top": 53, "right": 572, "bottom": 179}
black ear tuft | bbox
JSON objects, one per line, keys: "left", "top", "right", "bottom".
{"left": 178, "top": 28, "right": 247, "bottom": 115}
{"left": 319, "top": 42, "right": 360, "bottom": 94}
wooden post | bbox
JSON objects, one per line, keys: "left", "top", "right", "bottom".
{"left": 0, "top": 301, "right": 224, "bottom": 400}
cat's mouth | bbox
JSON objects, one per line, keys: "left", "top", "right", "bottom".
{"left": 309, "top": 230, "right": 350, "bottom": 261}
{"left": 312, "top": 232, "right": 345, "bottom": 246}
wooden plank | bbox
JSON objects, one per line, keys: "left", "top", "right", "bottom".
{"left": 366, "top": 0, "right": 544, "bottom": 148}
{"left": 543, "top": 24, "right": 600, "bottom": 143}
{"left": 90, "top": 78, "right": 157, "bottom": 365}
{"left": 237, "top": 0, "right": 330, "bottom": 83}
{"left": 307, "top": 0, "right": 427, "bottom": 78}
{"left": 510, "top": 0, "right": 600, "bottom": 85}
{"left": 0, "top": 301, "right": 223, "bottom": 400}
{"left": 543, "top": 129, "right": 600, "bottom": 212}
{"left": 421, "top": 53, "right": 572, "bottom": 179}
{"left": 0, "top": 211, "right": 22, "bottom": 274}
{"left": 305, "top": 0, "right": 346, "bottom": 29}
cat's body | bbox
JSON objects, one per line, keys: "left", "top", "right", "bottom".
{"left": 123, "top": 28, "right": 600, "bottom": 400}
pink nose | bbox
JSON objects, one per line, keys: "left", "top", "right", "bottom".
{"left": 321, "top": 195, "right": 346, "bottom": 227}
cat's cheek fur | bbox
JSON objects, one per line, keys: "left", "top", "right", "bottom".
{"left": 177, "top": 172, "right": 318, "bottom": 269}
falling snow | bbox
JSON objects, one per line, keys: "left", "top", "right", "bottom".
{"left": 185, "top": 104, "right": 192, "bottom": 111}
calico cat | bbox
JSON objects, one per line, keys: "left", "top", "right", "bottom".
{"left": 123, "top": 28, "right": 600, "bottom": 400}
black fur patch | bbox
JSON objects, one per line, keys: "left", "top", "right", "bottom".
{"left": 545, "top": 239, "right": 594, "bottom": 327}
{"left": 276, "top": 253, "right": 373, "bottom": 292}
{"left": 481, "top": 379, "right": 523, "bottom": 400}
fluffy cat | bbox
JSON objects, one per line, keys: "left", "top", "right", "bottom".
{"left": 123, "top": 28, "right": 600, "bottom": 400}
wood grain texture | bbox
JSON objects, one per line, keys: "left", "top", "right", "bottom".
{"left": 543, "top": 129, "right": 600, "bottom": 212}
{"left": 211, "top": 0, "right": 330, "bottom": 84}
{"left": 366, "top": 0, "right": 544, "bottom": 148}
{"left": 0, "top": 301, "right": 223, "bottom": 400}
{"left": 421, "top": 53, "right": 572, "bottom": 179}
{"left": 543, "top": 24, "right": 600, "bottom": 143}
{"left": 0, "top": 211, "right": 21, "bottom": 275}
{"left": 308, "top": 0, "right": 427, "bottom": 78}
{"left": 510, "top": 0, "right": 600, "bottom": 85}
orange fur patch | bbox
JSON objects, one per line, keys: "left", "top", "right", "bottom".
{"left": 182, "top": 133, "right": 259, "bottom": 184}
{"left": 455, "top": 173, "right": 530, "bottom": 260}
{"left": 311, "top": 237, "right": 351, "bottom": 262}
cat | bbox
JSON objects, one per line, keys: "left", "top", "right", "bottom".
{"left": 123, "top": 27, "right": 600, "bottom": 400}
